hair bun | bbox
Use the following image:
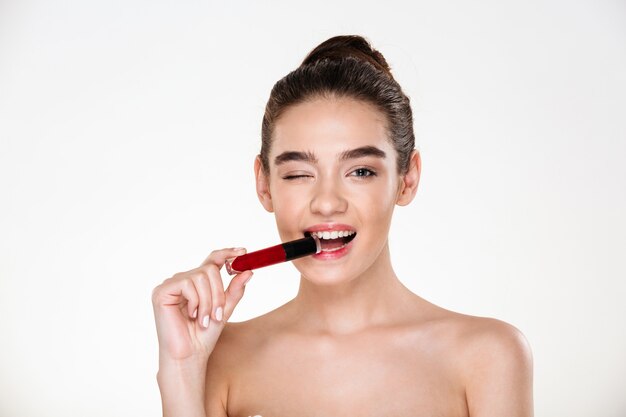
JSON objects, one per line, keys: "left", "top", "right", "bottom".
{"left": 301, "top": 35, "right": 392, "bottom": 78}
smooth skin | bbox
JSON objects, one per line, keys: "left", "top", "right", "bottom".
{"left": 152, "top": 97, "right": 533, "bottom": 417}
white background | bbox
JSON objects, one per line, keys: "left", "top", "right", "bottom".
{"left": 1, "top": 1, "right": 625, "bottom": 416}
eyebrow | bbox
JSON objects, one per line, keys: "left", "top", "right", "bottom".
{"left": 273, "top": 146, "right": 386, "bottom": 166}
{"left": 339, "top": 146, "right": 386, "bottom": 160}
{"left": 274, "top": 150, "right": 318, "bottom": 165}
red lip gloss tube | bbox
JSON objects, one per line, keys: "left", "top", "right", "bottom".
{"left": 225, "top": 235, "right": 321, "bottom": 275}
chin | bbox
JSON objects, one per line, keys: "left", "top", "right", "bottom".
{"left": 293, "top": 259, "right": 362, "bottom": 286}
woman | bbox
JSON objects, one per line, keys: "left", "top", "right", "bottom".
{"left": 152, "top": 35, "right": 533, "bottom": 417}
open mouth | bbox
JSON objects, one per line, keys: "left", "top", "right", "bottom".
{"left": 305, "top": 230, "right": 357, "bottom": 252}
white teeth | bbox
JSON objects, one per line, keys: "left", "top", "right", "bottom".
{"left": 310, "top": 230, "right": 355, "bottom": 240}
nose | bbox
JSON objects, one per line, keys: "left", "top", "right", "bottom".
{"left": 309, "top": 177, "right": 348, "bottom": 216}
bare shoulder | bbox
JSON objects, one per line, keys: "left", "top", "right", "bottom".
{"left": 423, "top": 305, "right": 532, "bottom": 375}
{"left": 451, "top": 314, "right": 532, "bottom": 363}
{"left": 434, "top": 310, "right": 534, "bottom": 416}
{"left": 410, "top": 298, "right": 531, "bottom": 361}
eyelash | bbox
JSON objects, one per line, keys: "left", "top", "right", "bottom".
{"left": 282, "top": 168, "right": 377, "bottom": 181}
{"left": 350, "top": 168, "right": 377, "bottom": 178}
{"left": 282, "top": 174, "right": 311, "bottom": 180}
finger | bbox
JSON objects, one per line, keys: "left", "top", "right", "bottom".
{"left": 190, "top": 269, "right": 213, "bottom": 328}
{"left": 201, "top": 247, "right": 247, "bottom": 268}
{"left": 203, "top": 264, "right": 226, "bottom": 322}
{"left": 223, "top": 270, "right": 253, "bottom": 321}
{"left": 154, "top": 276, "right": 200, "bottom": 319}
{"left": 181, "top": 278, "right": 200, "bottom": 320}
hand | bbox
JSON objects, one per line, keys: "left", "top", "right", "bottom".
{"left": 152, "top": 247, "right": 253, "bottom": 362}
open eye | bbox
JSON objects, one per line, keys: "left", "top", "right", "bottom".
{"left": 349, "top": 167, "right": 377, "bottom": 178}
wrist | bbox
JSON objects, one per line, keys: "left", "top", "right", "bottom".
{"left": 157, "top": 360, "right": 208, "bottom": 417}
{"left": 157, "top": 356, "right": 208, "bottom": 386}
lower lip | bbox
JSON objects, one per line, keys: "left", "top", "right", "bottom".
{"left": 312, "top": 238, "right": 355, "bottom": 260}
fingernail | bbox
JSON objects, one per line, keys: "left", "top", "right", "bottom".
{"left": 234, "top": 247, "right": 246, "bottom": 252}
{"left": 243, "top": 272, "right": 253, "bottom": 286}
{"left": 192, "top": 309, "right": 198, "bottom": 319}
{"left": 215, "top": 306, "right": 223, "bottom": 322}
{"left": 202, "top": 315, "right": 209, "bottom": 328}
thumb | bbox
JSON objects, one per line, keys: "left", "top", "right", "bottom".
{"left": 223, "top": 270, "right": 253, "bottom": 321}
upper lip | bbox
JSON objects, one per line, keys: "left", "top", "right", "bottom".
{"left": 304, "top": 223, "right": 356, "bottom": 234}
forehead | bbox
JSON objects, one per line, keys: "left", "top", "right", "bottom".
{"left": 271, "top": 97, "right": 393, "bottom": 159}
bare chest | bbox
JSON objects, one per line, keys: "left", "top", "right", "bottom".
{"left": 225, "top": 335, "right": 468, "bottom": 417}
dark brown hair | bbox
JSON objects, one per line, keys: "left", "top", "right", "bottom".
{"left": 260, "top": 35, "right": 415, "bottom": 174}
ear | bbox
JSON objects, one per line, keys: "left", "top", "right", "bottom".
{"left": 254, "top": 155, "right": 274, "bottom": 212}
{"left": 396, "top": 150, "right": 421, "bottom": 206}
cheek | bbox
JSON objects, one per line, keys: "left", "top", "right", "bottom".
{"left": 270, "top": 184, "right": 307, "bottom": 223}
{"left": 358, "top": 181, "right": 398, "bottom": 227}
{"left": 358, "top": 179, "right": 397, "bottom": 208}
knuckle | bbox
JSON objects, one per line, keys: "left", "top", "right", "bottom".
{"left": 151, "top": 285, "right": 161, "bottom": 303}
{"left": 194, "top": 276, "right": 210, "bottom": 292}
{"left": 206, "top": 249, "right": 229, "bottom": 264}
{"left": 181, "top": 279, "right": 196, "bottom": 294}
{"left": 151, "top": 275, "right": 173, "bottom": 295}
{"left": 196, "top": 269, "right": 210, "bottom": 281}
{"left": 195, "top": 267, "right": 215, "bottom": 284}
{"left": 206, "top": 263, "right": 221, "bottom": 275}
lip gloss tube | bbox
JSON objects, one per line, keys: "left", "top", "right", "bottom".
{"left": 225, "top": 235, "right": 321, "bottom": 275}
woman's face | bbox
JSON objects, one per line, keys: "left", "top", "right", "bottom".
{"left": 256, "top": 97, "right": 418, "bottom": 285}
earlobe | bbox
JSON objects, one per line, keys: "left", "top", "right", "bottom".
{"left": 254, "top": 156, "right": 274, "bottom": 212}
{"left": 396, "top": 150, "right": 421, "bottom": 206}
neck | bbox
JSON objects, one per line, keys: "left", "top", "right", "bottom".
{"left": 290, "top": 243, "right": 415, "bottom": 335}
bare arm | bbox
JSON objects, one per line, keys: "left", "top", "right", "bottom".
{"left": 152, "top": 248, "right": 253, "bottom": 417}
